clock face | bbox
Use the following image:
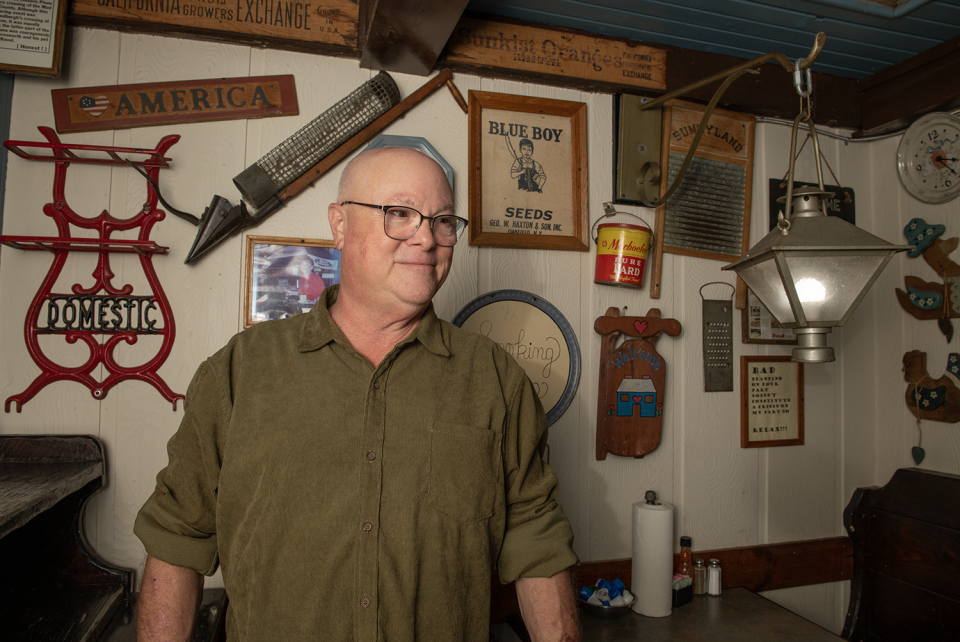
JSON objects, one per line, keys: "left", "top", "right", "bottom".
{"left": 897, "top": 113, "right": 960, "bottom": 204}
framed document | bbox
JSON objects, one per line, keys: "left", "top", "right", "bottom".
{"left": 468, "top": 91, "right": 588, "bottom": 251}
{"left": 244, "top": 236, "right": 340, "bottom": 328}
{"left": 453, "top": 290, "right": 581, "bottom": 425}
{"left": 740, "top": 355, "right": 804, "bottom": 448}
{"left": 0, "top": 0, "right": 67, "bottom": 77}
{"left": 742, "top": 289, "right": 797, "bottom": 345}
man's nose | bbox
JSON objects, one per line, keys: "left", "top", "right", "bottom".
{"left": 409, "top": 217, "right": 437, "bottom": 248}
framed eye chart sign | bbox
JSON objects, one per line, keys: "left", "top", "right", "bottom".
{"left": 468, "top": 91, "right": 588, "bottom": 251}
{"left": 740, "top": 356, "right": 804, "bottom": 448}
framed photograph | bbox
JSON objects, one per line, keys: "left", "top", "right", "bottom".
{"left": 740, "top": 356, "right": 804, "bottom": 448}
{"left": 452, "top": 290, "right": 580, "bottom": 426}
{"left": 742, "top": 289, "right": 797, "bottom": 345}
{"left": 244, "top": 236, "right": 341, "bottom": 328}
{"left": 0, "top": 0, "right": 67, "bottom": 77}
{"left": 468, "top": 91, "right": 588, "bottom": 251}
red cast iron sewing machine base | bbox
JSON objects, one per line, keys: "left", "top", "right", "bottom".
{"left": 0, "top": 127, "right": 184, "bottom": 412}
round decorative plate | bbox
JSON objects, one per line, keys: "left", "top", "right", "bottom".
{"left": 453, "top": 290, "right": 580, "bottom": 426}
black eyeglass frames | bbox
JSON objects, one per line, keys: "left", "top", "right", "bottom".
{"left": 340, "top": 201, "right": 468, "bottom": 247}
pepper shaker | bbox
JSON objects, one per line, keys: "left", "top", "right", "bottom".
{"left": 693, "top": 558, "right": 707, "bottom": 595}
{"left": 707, "top": 558, "right": 722, "bottom": 596}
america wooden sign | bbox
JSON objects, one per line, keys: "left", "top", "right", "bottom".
{"left": 71, "top": 0, "right": 358, "bottom": 50}
{"left": 51, "top": 75, "right": 298, "bottom": 133}
{"left": 445, "top": 17, "right": 666, "bottom": 92}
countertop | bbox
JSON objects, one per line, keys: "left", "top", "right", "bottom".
{"left": 578, "top": 588, "right": 843, "bottom": 641}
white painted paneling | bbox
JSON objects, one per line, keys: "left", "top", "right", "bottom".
{"left": 7, "top": 28, "right": 960, "bottom": 636}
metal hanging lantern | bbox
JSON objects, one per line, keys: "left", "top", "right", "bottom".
{"left": 723, "top": 75, "right": 910, "bottom": 363}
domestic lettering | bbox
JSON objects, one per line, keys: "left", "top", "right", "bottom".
{"left": 43, "top": 295, "right": 164, "bottom": 333}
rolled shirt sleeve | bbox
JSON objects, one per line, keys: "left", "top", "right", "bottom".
{"left": 496, "top": 372, "right": 578, "bottom": 583}
{"left": 134, "top": 357, "right": 228, "bottom": 576}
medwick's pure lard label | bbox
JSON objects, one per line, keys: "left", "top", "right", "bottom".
{"left": 595, "top": 223, "right": 651, "bottom": 288}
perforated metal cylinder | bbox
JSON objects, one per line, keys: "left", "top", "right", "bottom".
{"left": 234, "top": 71, "right": 401, "bottom": 208}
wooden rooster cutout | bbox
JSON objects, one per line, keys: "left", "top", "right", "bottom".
{"left": 595, "top": 307, "right": 682, "bottom": 459}
{"left": 895, "top": 232, "right": 960, "bottom": 341}
{"left": 903, "top": 350, "right": 960, "bottom": 423}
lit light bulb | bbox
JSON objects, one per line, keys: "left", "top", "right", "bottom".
{"left": 795, "top": 278, "right": 826, "bottom": 303}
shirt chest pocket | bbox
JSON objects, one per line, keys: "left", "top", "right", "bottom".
{"left": 427, "top": 423, "right": 499, "bottom": 524}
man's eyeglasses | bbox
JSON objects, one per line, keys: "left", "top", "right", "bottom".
{"left": 340, "top": 202, "right": 468, "bottom": 247}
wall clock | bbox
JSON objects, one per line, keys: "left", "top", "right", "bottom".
{"left": 897, "top": 112, "right": 960, "bottom": 204}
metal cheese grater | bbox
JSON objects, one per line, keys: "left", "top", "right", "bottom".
{"left": 701, "top": 282, "right": 735, "bottom": 392}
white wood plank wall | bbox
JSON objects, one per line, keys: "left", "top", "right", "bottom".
{"left": 2, "top": 28, "right": 959, "bottom": 634}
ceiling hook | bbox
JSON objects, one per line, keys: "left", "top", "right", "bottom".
{"left": 794, "top": 58, "right": 813, "bottom": 99}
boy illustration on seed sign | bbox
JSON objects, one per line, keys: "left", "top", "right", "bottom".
{"left": 505, "top": 135, "right": 547, "bottom": 193}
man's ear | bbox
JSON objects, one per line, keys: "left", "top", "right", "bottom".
{"left": 328, "top": 203, "right": 346, "bottom": 250}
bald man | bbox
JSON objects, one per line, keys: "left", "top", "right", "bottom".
{"left": 135, "top": 147, "right": 579, "bottom": 642}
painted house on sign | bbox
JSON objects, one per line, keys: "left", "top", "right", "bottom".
{"left": 616, "top": 375, "right": 657, "bottom": 417}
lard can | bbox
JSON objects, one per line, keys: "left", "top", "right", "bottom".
{"left": 594, "top": 222, "right": 652, "bottom": 288}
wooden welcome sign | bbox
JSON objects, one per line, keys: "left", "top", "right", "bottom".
{"left": 595, "top": 307, "right": 681, "bottom": 459}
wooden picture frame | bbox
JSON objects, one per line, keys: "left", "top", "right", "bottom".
{"left": 740, "top": 356, "right": 804, "bottom": 448}
{"left": 741, "top": 289, "right": 797, "bottom": 345}
{"left": 468, "top": 91, "right": 589, "bottom": 251}
{"left": 244, "top": 236, "right": 340, "bottom": 328}
{"left": 0, "top": 0, "right": 67, "bottom": 77}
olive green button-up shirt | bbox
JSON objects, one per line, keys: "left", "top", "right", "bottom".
{"left": 135, "top": 286, "right": 577, "bottom": 641}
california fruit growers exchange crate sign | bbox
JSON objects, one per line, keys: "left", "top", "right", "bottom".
{"left": 445, "top": 17, "right": 666, "bottom": 92}
{"left": 70, "top": 0, "right": 358, "bottom": 50}
{"left": 51, "top": 75, "right": 298, "bottom": 133}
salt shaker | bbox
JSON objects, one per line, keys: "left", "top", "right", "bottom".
{"left": 693, "top": 558, "right": 707, "bottom": 595}
{"left": 707, "top": 558, "right": 722, "bottom": 596}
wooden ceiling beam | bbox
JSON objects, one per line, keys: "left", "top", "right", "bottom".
{"left": 858, "top": 34, "right": 960, "bottom": 135}
{"left": 359, "top": 0, "right": 471, "bottom": 76}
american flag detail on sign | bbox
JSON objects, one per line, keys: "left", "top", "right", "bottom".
{"left": 79, "top": 96, "right": 110, "bottom": 117}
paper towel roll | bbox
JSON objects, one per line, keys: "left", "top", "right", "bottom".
{"left": 631, "top": 497, "right": 674, "bottom": 617}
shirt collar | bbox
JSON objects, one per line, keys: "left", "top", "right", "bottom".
{"left": 297, "top": 284, "right": 450, "bottom": 358}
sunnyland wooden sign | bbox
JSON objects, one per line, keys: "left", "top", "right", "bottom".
{"left": 445, "top": 17, "right": 666, "bottom": 92}
{"left": 51, "top": 75, "right": 298, "bottom": 132}
{"left": 71, "top": 0, "right": 358, "bottom": 49}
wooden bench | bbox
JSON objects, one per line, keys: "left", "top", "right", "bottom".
{"left": 842, "top": 467, "right": 960, "bottom": 641}
{"left": 0, "top": 435, "right": 225, "bottom": 641}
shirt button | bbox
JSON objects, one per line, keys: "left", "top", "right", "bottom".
{"left": 373, "top": 380, "right": 380, "bottom": 389}
{"left": 366, "top": 451, "right": 376, "bottom": 461}
{"left": 361, "top": 597, "right": 371, "bottom": 608}
{"left": 362, "top": 522, "right": 373, "bottom": 532}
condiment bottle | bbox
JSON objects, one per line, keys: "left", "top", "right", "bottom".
{"left": 693, "top": 558, "right": 707, "bottom": 595}
{"left": 707, "top": 558, "right": 722, "bottom": 596}
{"left": 678, "top": 536, "right": 693, "bottom": 577}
